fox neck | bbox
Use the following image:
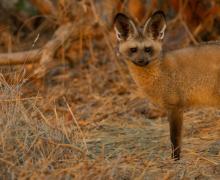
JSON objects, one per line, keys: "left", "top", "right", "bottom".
{"left": 127, "top": 59, "right": 161, "bottom": 85}
{"left": 127, "top": 59, "right": 164, "bottom": 107}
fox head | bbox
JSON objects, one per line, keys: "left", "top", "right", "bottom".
{"left": 114, "top": 11, "right": 166, "bottom": 66}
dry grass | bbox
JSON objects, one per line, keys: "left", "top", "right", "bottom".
{"left": 0, "top": 0, "right": 220, "bottom": 179}
{"left": 0, "top": 55, "right": 219, "bottom": 179}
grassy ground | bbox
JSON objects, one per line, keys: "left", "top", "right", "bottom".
{"left": 0, "top": 47, "right": 219, "bottom": 179}
{"left": 0, "top": 1, "right": 220, "bottom": 179}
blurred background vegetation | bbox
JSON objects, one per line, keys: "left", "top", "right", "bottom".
{"left": 1, "top": 0, "right": 220, "bottom": 52}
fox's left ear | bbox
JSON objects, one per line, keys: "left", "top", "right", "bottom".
{"left": 114, "top": 13, "right": 138, "bottom": 41}
{"left": 143, "top": 10, "right": 166, "bottom": 40}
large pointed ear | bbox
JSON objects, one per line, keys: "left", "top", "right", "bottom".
{"left": 143, "top": 11, "right": 166, "bottom": 40}
{"left": 114, "top": 13, "right": 138, "bottom": 41}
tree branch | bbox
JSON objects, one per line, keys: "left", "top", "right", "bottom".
{"left": 29, "top": 0, "right": 56, "bottom": 15}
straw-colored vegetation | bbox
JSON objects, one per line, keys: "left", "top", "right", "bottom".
{"left": 0, "top": 0, "right": 219, "bottom": 179}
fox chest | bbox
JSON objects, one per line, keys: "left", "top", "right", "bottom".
{"left": 132, "top": 75, "right": 166, "bottom": 107}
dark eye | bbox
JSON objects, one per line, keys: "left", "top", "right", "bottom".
{"left": 130, "top": 47, "right": 138, "bottom": 53}
{"left": 144, "top": 47, "right": 153, "bottom": 53}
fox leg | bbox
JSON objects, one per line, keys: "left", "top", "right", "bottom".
{"left": 168, "top": 108, "right": 183, "bottom": 160}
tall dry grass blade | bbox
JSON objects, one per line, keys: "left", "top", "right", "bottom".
{"left": 64, "top": 98, "right": 88, "bottom": 154}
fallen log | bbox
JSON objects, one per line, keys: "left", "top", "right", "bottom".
{"left": 0, "top": 22, "right": 77, "bottom": 67}
{"left": 34, "top": 22, "right": 78, "bottom": 77}
{"left": 39, "top": 22, "right": 75, "bottom": 66}
{"left": 0, "top": 20, "right": 88, "bottom": 67}
{"left": 0, "top": 49, "right": 41, "bottom": 65}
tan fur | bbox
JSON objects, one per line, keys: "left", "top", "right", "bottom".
{"left": 128, "top": 44, "right": 220, "bottom": 109}
{"left": 114, "top": 11, "right": 220, "bottom": 160}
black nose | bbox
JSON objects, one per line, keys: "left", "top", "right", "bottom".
{"left": 137, "top": 59, "right": 145, "bottom": 64}
{"left": 133, "top": 59, "right": 149, "bottom": 66}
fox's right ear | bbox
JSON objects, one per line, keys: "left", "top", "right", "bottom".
{"left": 114, "top": 13, "right": 137, "bottom": 41}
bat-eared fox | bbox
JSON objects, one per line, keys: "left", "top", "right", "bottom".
{"left": 114, "top": 10, "right": 220, "bottom": 160}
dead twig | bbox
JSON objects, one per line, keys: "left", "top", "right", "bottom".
{"left": 185, "top": 148, "right": 219, "bottom": 165}
{"left": 0, "top": 96, "right": 42, "bottom": 102}
{"left": 41, "top": 137, "right": 85, "bottom": 154}
{"left": 180, "top": 19, "right": 199, "bottom": 45}
{"left": 65, "top": 98, "right": 89, "bottom": 154}
{"left": 0, "top": 158, "right": 16, "bottom": 167}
